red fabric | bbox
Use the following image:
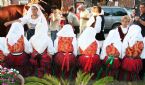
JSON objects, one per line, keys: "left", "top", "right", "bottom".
{"left": 6, "top": 52, "right": 28, "bottom": 66}
{"left": 60, "top": 20, "right": 65, "bottom": 27}
{"left": 58, "top": 37, "right": 73, "bottom": 53}
{"left": 7, "top": 36, "right": 24, "bottom": 53}
{"left": 30, "top": 49, "right": 51, "bottom": 77}
{"left": 103, "top": 56, "right": 121, "bottom": 70}
{"left": 76, "top": 13, "right": 80, "bottom": 20}
{"left": 119, "top": 56, "right": 142, "bottom": 81}
{"left": 119, "top": 69, "right": 140, "bottom": 81}
{"left": 30, "top": 49, "right": 51, "bottom": 67}
{"left": 54, "top": 52, "right": 76, "bottom": 71}
{"left": 78, "top": 54, "right": 101, "bottom": 73}
{"left": 79, "top": 41, "right": 97, "bottom": 55}
{"left": 122, "top": 57, "right": 142, "bottom": 73}
{"left": 78, "top": 41, "right": 100, "bottom": 73}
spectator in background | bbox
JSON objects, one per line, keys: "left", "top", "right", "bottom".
{"left": 130, "top": 8, "right": 136, "bottom": 24}
{"left": 67, "top": 7, "right": 80, "bottom": 36}
{"left": 135, "top": 2, "right": 145, "bottom": 37}
{"left": 135, "top": 2, "right": 145, "bottom": 80}
{"left": 78, "top": 5, "right": 90, "bottom": 34}
{"left": 49, "top": 6, "right": 61, "bottom": 43}
{"left": 87, "top": 6, "right": 105, "bottom": 50}
{"left": 60, "top": 7, "right": 69, "bottom": 28}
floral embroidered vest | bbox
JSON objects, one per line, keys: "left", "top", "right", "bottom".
{"left": 0, "top": 50, "right": 4, "bottom": 61}
{"left": 7, "top": 36, "right": 24, "bottom": 53}
{"left": 79, "top": 41, "right": 97, "bottom": 55}
{"left": 58, "top": 37, "right": 73, "bottom": 53}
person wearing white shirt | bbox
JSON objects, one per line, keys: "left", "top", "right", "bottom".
{"left": 78, "top": 5, "right": 89, "bottom": 34}
{"left": 67, "top": 7, "right": 80, "bottom": 35}
{"left": 4, "top": 4, "right": 48, "bottom": 40}
{"left": 49, "top": 8, "right": 61, "bottom": 43}
{"left": 87, "top": 6, "right": 105, "bottom": 50}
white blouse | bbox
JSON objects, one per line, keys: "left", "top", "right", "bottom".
{"left": 19, "top": 16, "right": 42, "bottom": 29}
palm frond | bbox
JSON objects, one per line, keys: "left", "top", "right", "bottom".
{"left": 75, "top": 70, "right": 93, "bottom": 85}
{"left": 25, "top": 76, "right": 52, "bottom": 85}
{"left": 93, "top": 76, "right": 114, "bottom": 85}
{"left": 43, "top": 74, "right": 61, "bottom": 85}
{"left": 60, "top": 77, "right": 70, "bottom": 85}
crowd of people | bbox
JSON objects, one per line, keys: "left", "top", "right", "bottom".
{"left": 0, "top": 2, "right": 145, "bottom": 81}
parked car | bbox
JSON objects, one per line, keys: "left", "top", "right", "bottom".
{"left": 87, "top": 6, "right": 130, "bottom": 32}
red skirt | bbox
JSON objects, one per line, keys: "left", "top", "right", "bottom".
{"left": 4, "top": 52, "right": 31, "bottom": 77}
{"left": 5, "top": 52, "right": 28, "bottom": 66}
{"left": 102, "top": 56, "right": 121, "bottom": 78}
{"left": 122, "top": 57, "right": 142, "bottom": 72}
{"left": 119, "top": 57, "right": 142, "bottom": 81}
{"left": 103, "top": 56, "right": 121, "bottom": 70}
{"left": 54, "top": 52, "right": 76, "bottom": 72}
{"left": 30, "top": 50, "right": 52, "bottom": 77}
{"left": 78, "top": 54, "right": 101, "bottom": 73}
{"left": 30, "top": 51, "right": 51, "bottom": 67}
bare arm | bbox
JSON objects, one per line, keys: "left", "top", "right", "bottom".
{"left": 135, "top": 16, "right": 145, "bottom": 26}
{"left": 4, "top": 19, "right": 22, "bottom": 27}
{"left": 139, "top": 19, "right": 145, "bottom": 26}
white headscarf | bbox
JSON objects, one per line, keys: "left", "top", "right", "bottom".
{"left": 101, "top": 29, "right": 122, "bottom": 60}
{"left": 0, "top": 37, "right": 9, "bottom": 55}
{"left": 78, "top": 27, "right": 98, "bottom": 51}
{"left": 122, "top": 25, "right": 143, "bottom": 58}
{"left": 30, "top": 23, "right": 50, "bottom": 54}
{"left": 0, "top": 37, "right": 6, "bottom": 51}
{"left": 57, "top": 24, "right": 76, "bottom": 37}
{"left": 6, "top": 22, "right": 24, "bottom": 46}
{"left": 25, "top": 4, "right": 48, "bottom": 32}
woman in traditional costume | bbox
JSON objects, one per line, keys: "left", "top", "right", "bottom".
{"left": 54, "top": 24, "right": 77, "bottom": 79}
{"left": 101, "top": 15, "right": 130, "bottom": 79}
{"left": 29, "top": 23, "right": 55, "bottom": 78}
{"left": 120, "top": 25, "right": 144, "bottom": 81}
{"left": 4, "top": 4, "right": 48, "bottom": 40}
{"left": 4, "top": 22, "right": 32, "bottom": 77}
{"left": 101, "top": 28, "right": 122, "bottom": 79}
{"left": 78, "top": 27, "right": 101, "bottom": 79}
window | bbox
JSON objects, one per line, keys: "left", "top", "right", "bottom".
{"left": 112, "top": 8, "right": 127, "bottom": 16}
{"left": 103, "top": 8, "right": 112, "bottom": 16}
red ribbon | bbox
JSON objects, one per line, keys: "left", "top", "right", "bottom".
{"left": 61, "top": 52, "right": 70, "bottom": 72}
{"left": 84, "top": 55, "right": 93, "bottom": 73}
